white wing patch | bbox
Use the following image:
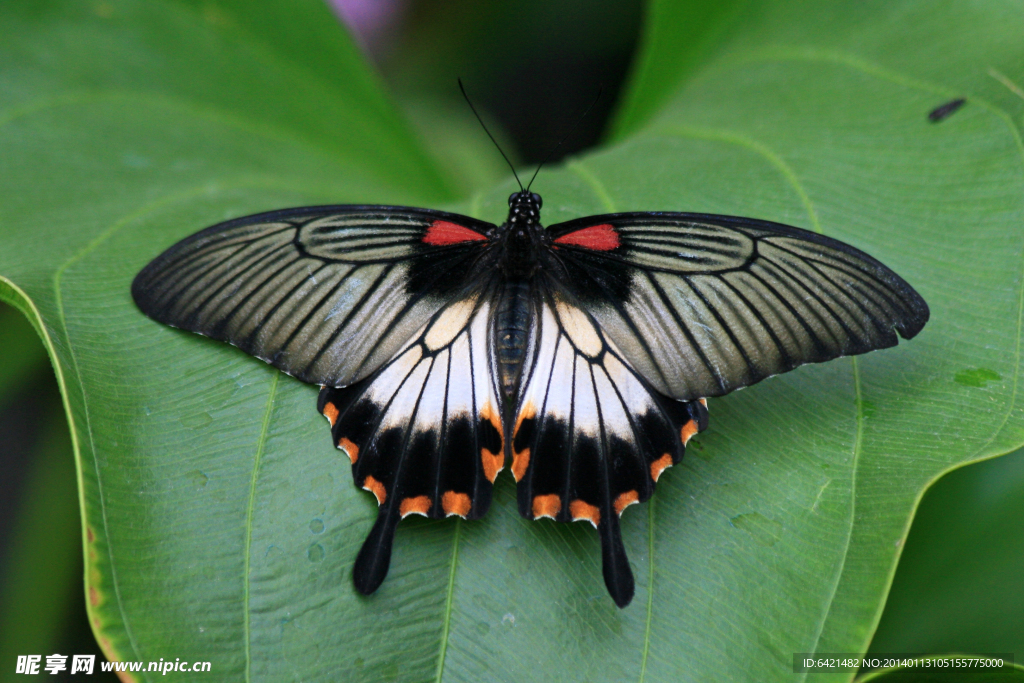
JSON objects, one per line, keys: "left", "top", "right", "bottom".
{"left": 424, "top": 298, "right": 478, "bottom": 351}
{"left": 517, "top": 300, "right": 656, "bottom": 444}
{"left": 362, "top": 297, "right": 499, "bottom": 438}
{"left": 554, "top": 298, "right": 603, "bottom": 358}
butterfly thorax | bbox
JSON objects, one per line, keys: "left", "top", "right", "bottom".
{"left": 499, "top": 191, "right": 545, "bottom": 278}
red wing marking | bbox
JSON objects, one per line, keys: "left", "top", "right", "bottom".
{"left": 614, "top": 491, "right": 639, "bottom": 515}
{"left": 681, "top": 420, "right": 699, "bottom": 445}
{"left": 553, "top": 224, "right": 620, "bottom": 251}
{"left": 423, "top": 220, "right": 488, "bottom": 246}
{"left": 399, "top": 495, "right": 432, "bottom": 518}
{"left": 650, "top": 453, "right": 673, "bottom": 482}
{"left": 570, "top": 500, "right": 601, "bottom": 527}
{"left": 339, "top": 437, "right": 359, "bottom": 464}
{"left": 362, "top": 475, "right": 386, "bottom": 504}
{"left": 442, "top": 491, "right": 472, "bottom": 517}
{"left": 532, "top": 494, "right": 562, "bottom": 520}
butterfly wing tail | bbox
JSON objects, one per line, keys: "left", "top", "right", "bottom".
{"left": 353, "top": 504, "right": 401, "bottom": 595}
{"left": 599, "top": 511, "right": 635, "bottom": 607}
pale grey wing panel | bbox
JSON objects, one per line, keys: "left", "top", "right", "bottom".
{"left": 132, "top": 205, "right": 495, "bottom": 387}
{"left": 544, "top": 213, "right": 930, "bottom": 401}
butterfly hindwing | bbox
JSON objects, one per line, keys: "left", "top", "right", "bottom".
{"left": 317, "top": 288, "right": 505, "bottom": 594}
{"left": 132, "top": 205, "right": 496, "bottom": 387}
{"left": 545, "top": 213, "right": 930, "bottom": 401}
{"left": 510, "top": 284, "right": 708, "bottom": 607}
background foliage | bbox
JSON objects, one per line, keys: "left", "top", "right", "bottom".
{"left": 1, "top": 0, "right": 1022, "bottom": 681}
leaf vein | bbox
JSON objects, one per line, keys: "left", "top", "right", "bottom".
{"left": 244, "top": 370, "right": 279, "bottom": 683}
{"left": 434, "top": 519, "right": 462, "bottom": 683}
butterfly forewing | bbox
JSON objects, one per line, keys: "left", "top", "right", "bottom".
{"left": 545, "top": 213, "right": 929, "bottom": 401}
{"left": 132, "top": 206, "right": 496, "bottom": 387}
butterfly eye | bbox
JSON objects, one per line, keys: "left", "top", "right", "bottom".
{"left": 532, "top": 193, "right": 542, "bottom": 208}
{"left": 508, "top": 193, "right": 518, "bottom": 207}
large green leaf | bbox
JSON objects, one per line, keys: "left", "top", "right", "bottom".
{"left": 0, "top": 392, "right": 80, "bottom": 668}
{"left": 857, "top": 659, "right": 1024, "bottom": 683}
{"left": 868, "top": 446, "right": 1024, "bottom": 659}
{"left": 0, "top": 302, "right": 47, "bottom": 396}
{"left": 1, "top": 1, "right": 1021, "bottom": 682}
{"left": 610, "top": 1, "right": 1024, "bottom": 140}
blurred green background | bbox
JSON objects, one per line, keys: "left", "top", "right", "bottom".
{"left": 1, "top": 0, "right": 1021, "bottom": 680}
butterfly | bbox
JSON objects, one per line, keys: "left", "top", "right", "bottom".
{"left": 132, "top": 190, "right": 929, "bottom": 607}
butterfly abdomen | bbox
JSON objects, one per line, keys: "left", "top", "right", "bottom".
{"left": 493, "top": 279, "right": 534, "bottom": 398}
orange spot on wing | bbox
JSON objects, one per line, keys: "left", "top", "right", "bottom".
{"left": 614, "top": 490, "right": 640, "bottom": 515}
{"left": 511, "top": 447, "right": 530, "bottom": 482}
{"left": 423, "top": 220, "right": 487, "bottom": 245}
{"left": 553, "top": 223, "right": 620, "bottom": 251}
{"left": 442, "top": 490, "right": 472, "bottom": 517}
{"left": 532, "top": 494, "right": 562, "bottom": 520}
{"left": 650, "top": 453, "right": 673, "bottom": 482}
{"left": 681, "top": 420, "right": 699, "bottom": 445}
{"left": 481, "top": 448, "right": 503, "bottom": 483}
{"left": 322, "top": 402, "right": 339, "bottom": 426}
{"left": 481, "top": 402, "right": 503, "bottom": 436}
{"left": 339, "top": 437, "right": 359, "bottom": 464}
{"left": 399, "top": 495, "right": 432, "bottom": 518}
{"left": 698, "top": 398, "right": 707, "bottom": 408}
{"left": 362, "top": 475, "right": 386, "bottom": 504}
{"left": 513, "top": 402, "right": 536, "bottom": 437}
{"left": 570, "top": 499, "right": 601, "bottom": 527}
{"left": 480, "top": 401, "right": 505, "bottom": 482}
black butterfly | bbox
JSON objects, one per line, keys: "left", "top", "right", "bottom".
{"left": 132, "top": 191, "right": 928, "bottom": 607}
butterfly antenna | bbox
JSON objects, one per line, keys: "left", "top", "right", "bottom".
{"left": 459, "top": 78, "right": 523, "bottom": 191}
{"left": 526, "top": 85, "right": 603, "bottom": 192}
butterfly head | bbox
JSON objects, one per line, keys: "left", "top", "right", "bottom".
{"left": 508, "top": 191, "right": 543, "bottom": 229}
{"left": 501, "top": 191, "right": 544, "bottom": 276}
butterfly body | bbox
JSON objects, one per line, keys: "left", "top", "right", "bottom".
{"left": 133, "top": 190, "right": 928, "bottom": 608}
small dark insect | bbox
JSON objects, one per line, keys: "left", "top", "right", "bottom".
{"left": 928, "top": 97, "right": 966, "bottom": 122}
{"left": 132, "top": 94, "right": 929, "bottom": 608}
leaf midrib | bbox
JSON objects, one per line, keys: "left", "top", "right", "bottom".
{"left": 243, "top": 371, "right": 279, "bottom": 683}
